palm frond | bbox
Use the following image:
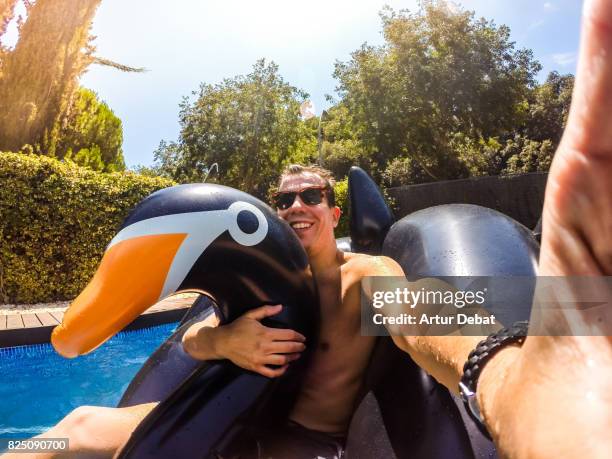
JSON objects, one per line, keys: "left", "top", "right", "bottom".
{"left": 92, "top": 56, "right": 147, "bottom": 73}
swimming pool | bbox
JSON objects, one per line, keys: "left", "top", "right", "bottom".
{"left": 0, "top": 322, "right": 177, "bottom": 439}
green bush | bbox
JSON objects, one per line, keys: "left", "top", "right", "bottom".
{"left": 333, "top": 178, "right": 349, "bottom": 238}
{"left": 333, "top": 176, "right": 396, "bottom": 240}
{"left": 0, "top": 152, "right": 174, "bottom": 303}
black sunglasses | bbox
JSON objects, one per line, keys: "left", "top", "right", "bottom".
{"left": 273, "top": 186, "right": 328, "bottom": 210}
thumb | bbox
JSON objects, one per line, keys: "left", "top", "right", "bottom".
{"left": 244, "top": 304, "right": 283, "bottom": 321}
{"left": 563, "top": 0, "right": 612, "bottom": 154}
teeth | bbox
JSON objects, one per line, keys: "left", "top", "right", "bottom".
{"left": 291, "top": 222, "right": 312, "bottom": 229}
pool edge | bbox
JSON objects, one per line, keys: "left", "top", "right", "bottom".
{"left": 0, "top": 299, "right": 194, "bottom": 348}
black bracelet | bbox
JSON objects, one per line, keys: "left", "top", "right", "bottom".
{"left": 459, "top": 321, "right": 529, "bottom": 439}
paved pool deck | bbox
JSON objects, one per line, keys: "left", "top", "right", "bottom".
{"left": 0, "top": 296, "right": 197, "bottom": 348}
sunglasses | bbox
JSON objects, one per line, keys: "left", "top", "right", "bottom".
{"left": 273, "top": 186, "right": 329, "bottom": 210}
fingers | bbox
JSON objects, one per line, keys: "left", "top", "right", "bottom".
{"left": 266, "top": 328, "right": 306, "bottom": 342}
{"left": 255, "top": 352, "right": 301, "bottom": 378}
{"left": 242, "top": 306, "right": 306, "bottom": 342}
{"left": 256, "top": 364, "right": 289, "bottom": 378}
{"left": 244, "top": 304, "right": 283, "bottom": 321}
{"left": 263, "top": 353, "right": 302, "bottom": 366}
{"left": 563, "top": 0, "right": 612, "bottom": 154}
{"left": 265, "top": 340, "right": 306, "bottom": 354}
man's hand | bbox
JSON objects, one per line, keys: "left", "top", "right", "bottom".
{"left": 478, "top": 1, "right": 612, "bottom": 457}
{"left": 183, "top": 304, "right": 306, "bottom": 378}
{"left": 219, "top": 304, "right": 306, "bottom": 378}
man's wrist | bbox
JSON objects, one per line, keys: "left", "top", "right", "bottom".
{"left": 475, "top": 345, "right": 522, "bottom": 438}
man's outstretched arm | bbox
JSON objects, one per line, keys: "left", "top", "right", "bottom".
{"left": 360, "top": 256, "right": 502, "bottom": 395}
{"left": 362, "top": 0, "right": 612, "bottom": 454}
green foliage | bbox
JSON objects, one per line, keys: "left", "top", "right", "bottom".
{"left": 0, "top": 152, "right": 174, "bottom": 303}
{"left": 154, "top": 59, "right": 316, "bottom": 198}
{"left": 56, "top": 87, "right": 126, "bottom": 172}
{"left": 130, "top": 164, "right": 165, "bottom": 178}
{"left": 523, "top": 71, "right": 574, "bottom": 144}
{"left": 381, "top": 156, "right": 435, "bottom": 187}
{"left": 449, "top": 134, "right": 504, "bottom": 177}
{"left": 333, "top": 178, "right": 349, "bottom": 237}
{"left": 330, "top": 1, "right": 548, "bottom": 182}
{"left": 500, "top": 136, "right": 555, "bottom": 175}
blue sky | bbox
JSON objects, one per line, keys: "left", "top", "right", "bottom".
{"left": 5, "top": 1, "right": 584, "bottom": 168}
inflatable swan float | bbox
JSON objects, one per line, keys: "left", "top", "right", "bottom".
{"left": 51, "top": 167, "right": 538, "bottom": 458}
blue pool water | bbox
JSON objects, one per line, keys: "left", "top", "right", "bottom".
{"left": 0, "top": 322, "right": 177, "bottom": 438}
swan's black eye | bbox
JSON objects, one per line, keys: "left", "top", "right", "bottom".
{"left": 237, "top": 210, "right": 259, "bottom": 234}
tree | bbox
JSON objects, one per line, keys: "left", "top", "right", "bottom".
{"left": 154, "top": 59, "right": 315, "bottom": 197}
{"left": 500, "top": 136, "right": 555, "bottom": 175}
{"left": 523, "top": 71, "right": 574, "bottom": 145}
{"left": 56, "top": 87, "right": 125, "bottom": 172}
{"left": 318, "top": 104, "right": 372, "bottom": 178}
{"left": 0, "top": 0, "right": 102, "bottom": 154}
{"left": 332, "top": 0, "right": 542, "bottom": 184}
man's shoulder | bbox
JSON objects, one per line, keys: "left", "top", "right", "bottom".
{"left": 342, "top": 252, "right": 404, "bottom": 278}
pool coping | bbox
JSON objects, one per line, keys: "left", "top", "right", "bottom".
{"left": 0, "top": 296, "right": 196, "bottom": 349}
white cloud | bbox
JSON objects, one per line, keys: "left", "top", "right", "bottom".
{"left": 551, "top": 52, "right": 577, "bottom": 66}
{"left": 544, "top": 2, "right": 558, "bottom": 12}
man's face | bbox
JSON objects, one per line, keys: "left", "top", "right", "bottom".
{"left": 276, "top": 172, "right": 340, "bottom": 253}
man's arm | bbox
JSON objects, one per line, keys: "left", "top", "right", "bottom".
{"left": 181, "top": 310, "right": 224, "bottom": 360}
{"left": 360, "top": 255, "right": 529, "bottom": 454}
{"left": 181, "top": 304, "right": 306, "bottom": 378}
{"left": 0, "top": 403, "right": 159, "bottom": 459}
{"left": 361, "top": 255, "right": 506, "bottom": 393}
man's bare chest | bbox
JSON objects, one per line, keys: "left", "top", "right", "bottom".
{"left": 306, "top": 272, "right": 374, "bottom": 377}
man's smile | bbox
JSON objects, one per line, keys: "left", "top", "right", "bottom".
{"left": 290, "top": 221, "right": 313, "bottom": 230}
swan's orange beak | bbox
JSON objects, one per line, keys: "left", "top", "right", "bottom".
{"left": 51, "top": 233, "right": 187, "bottom": 358}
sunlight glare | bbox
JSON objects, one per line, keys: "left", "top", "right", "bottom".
{"left": 0, "top": 0, "right": 27, "bottom": 50}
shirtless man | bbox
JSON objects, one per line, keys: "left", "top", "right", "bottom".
{"left": 193, "top": 163, "right": 391, "bottom": 439}
{"left": 6, "top": 0, "right": 611, "bottom": 456}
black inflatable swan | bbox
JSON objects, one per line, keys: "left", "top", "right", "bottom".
{"left": 51, "top": 168, "right": 539, "bottom": 458}
{"left": 51, "top": 185, "right": 319, "bottom": 457}
{"left": 343, "top": 167, "right": 537, "bottom": 459}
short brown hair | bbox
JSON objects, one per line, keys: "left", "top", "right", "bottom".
{"left": 278, "top": 164, "right": 336, "bottom": 207}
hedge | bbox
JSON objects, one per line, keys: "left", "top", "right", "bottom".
{"left": 333, "top": 178, "right": 349, "bottom": 238}
{"left": 0, "top": 152, "right": 175, "bottom": 304}
{"left": 332, "top": 177, "right": 396, "bottom": 239}
{"left": 0, "top": 152, "right": 359, "bottom": 304}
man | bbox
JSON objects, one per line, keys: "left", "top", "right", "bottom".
{"left": 180, "top": 164, "right": 386, "bottom": 457}
{"left": 7, "top": 0, "right": 612, "bottom": 456}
